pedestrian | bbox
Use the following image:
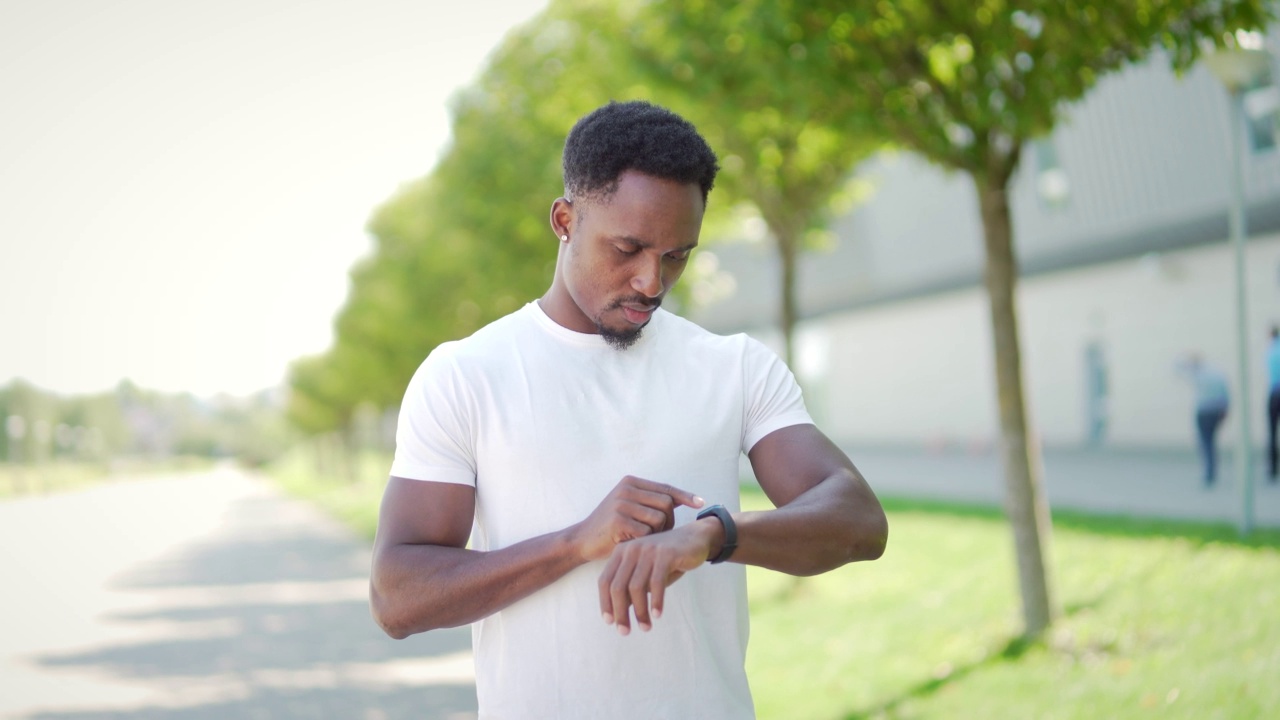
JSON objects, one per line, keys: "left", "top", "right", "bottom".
{"left": 1179, "top": 353, "right": 1230, "bottom": 486}
{"left": 1267, "top": 325, "right": 1280, "bottom": 482}
{"left": 369, "top": 100, "right": 888, "bottom": 719}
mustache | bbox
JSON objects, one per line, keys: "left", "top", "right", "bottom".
{"left": 606, "top": 295, "right": 660, "bottom": 310}
{"left": 608, "top": 296, "right": 662, "bottom": 311}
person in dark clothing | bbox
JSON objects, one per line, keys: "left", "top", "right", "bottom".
{"left": 1267, "top": 326, "right": 1280, "bottom": 482}
{"left": 1180, "top": 353, "right": 1229, "bottom": 486}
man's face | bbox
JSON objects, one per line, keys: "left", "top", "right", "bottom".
{"left": 556, "top": 171, "right": 704, "bottom": 349}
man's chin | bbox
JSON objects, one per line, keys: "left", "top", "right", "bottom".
{"left": 596, "top": 322, "right": 644, "bottom": 351}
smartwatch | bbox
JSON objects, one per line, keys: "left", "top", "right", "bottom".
{"left": 696, "top": 504, "right": 738, "bottom": 564}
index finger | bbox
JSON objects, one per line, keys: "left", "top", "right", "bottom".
{"left": 627, "top": 477, "right": 704, "bottom": 510}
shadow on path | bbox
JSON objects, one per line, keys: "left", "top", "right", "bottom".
{"left": 26, "top": 685, "right": 479, "bottom": 720}
{"left": 23, "top": 480, "right": 476, "bottom": 720}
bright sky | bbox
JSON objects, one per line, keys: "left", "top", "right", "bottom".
{"left": 0, "top": 0, "right": 548, "bottom": 397}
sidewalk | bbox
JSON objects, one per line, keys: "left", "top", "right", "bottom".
{"left": 836, "top": 444, "right": 1280, "bottom": 527}
{"left": 0, "top": 467, "right": 477, "bottom": 720}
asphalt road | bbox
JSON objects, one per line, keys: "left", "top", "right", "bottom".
{"left": 0, "top": 466, "right": 476, "bottom": 720}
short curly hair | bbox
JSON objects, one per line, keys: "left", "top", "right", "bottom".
{"left": 562, "top": 100, "right": 719, "bottom": 205}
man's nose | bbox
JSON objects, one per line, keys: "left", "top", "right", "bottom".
{"left": 631, "top": 255, "right": 663, "bottom": 298}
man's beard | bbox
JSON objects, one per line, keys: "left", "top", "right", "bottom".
{"left": 597, "top": 322, "right": 643, "bottom": 351}
{"left": 594, "top": 296, "right": 659, "bottom": 351}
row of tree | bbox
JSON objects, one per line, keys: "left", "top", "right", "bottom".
{"left": 288, "top": 1, "right": 1273, "bottom": 637}
{"left": 0, "top": 380, "right": 290, "bottom": 471}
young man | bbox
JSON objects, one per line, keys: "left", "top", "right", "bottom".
{"left": 370, "top": 101, "right": 888, "bottom": 719}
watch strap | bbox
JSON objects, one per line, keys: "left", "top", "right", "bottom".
{"left": 696, "top": 504, "right": 737, "bottom": 564}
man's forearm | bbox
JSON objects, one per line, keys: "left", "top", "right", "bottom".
{"left": 371, "top": 528, "right": 584, "bottom": 638}
{"left": 731, "top": 469, "right": 887, "bottom": 576}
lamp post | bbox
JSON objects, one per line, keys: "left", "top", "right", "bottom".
{"left": 1204, "top": 37, "right": 1271, "bottom": 535}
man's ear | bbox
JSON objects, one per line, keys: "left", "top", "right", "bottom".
{"left": 550, "top": 197, "right": 575, "bottom": 242}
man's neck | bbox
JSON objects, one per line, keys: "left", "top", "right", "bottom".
{"left": 538, "top": 284, "right": 595, "bottom": 335}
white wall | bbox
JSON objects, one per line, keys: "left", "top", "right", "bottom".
{"left": 809, "top": 231, "right": 1280, "bottom": 449}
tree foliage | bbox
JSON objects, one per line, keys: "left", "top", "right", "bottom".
{"left": 286, "top": 3, "right": 1275, "bottom": 640}
{"left": 609, "top": 0, "right": 882, "bottom": 366}
{"left": 775, "top": 0, "right": 1274, "bottom": 636}
{"left": 284, "top": 2, "right": 648, "bottom": 434}
{"left": 1, "top": 379, "right": 288, "bottom": 468}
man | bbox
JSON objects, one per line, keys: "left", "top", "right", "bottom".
{"left": 1267, "top": 326, "right": 1280, "bottom": 481}
{"left": 370, "top": 100, "right": 888, "bottom": 719}
{"left": 1180, "top": 353, "right": 1230, "bottom": 487}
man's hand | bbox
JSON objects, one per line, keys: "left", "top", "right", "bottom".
{"left": 597, "top": 517, "right": 723, "bottom": 635}
{"left": 568, "top": 476, "right": 704, "bottom": 563}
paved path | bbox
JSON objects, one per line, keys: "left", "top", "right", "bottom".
{"left": 3, "top": 447, "right": 1275, "bottom": 719}
{"left": 840, "top": 445, "right": 1280, "bottom": 527}
{"left": 0, "top": 466, "right": 476, "bottom": 720}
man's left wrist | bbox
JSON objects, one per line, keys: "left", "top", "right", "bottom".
{"left": 696, "top": 505, "right": 738, "bottom": 564}
{"left": 694, "top": 516, "right": 725, "bottom": 560}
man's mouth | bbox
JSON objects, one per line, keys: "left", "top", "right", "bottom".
{"left": 619, "top": 301, "right": 658, "bottom": 325}
{"left": 622, "top": 302, "right": 655, "bottom": 322}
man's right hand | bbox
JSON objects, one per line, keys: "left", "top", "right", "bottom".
{"left": 569, "top": 476, "right": 704, "bottom": 562}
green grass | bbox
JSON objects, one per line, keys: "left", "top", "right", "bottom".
{"left": 270, "top": 447, "right": 387, "bottom": 539}
{"left": 267, "top": 451, "right": 1280, "bottom": 718}
{"left": 745, "top": 492, "right": 1280, "bottom": 719}
{"left": 0, "top": 456, "right": 214, "bottom": 500}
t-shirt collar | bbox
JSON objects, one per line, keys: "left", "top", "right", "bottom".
{"left": 526, "top": 300, "right": 663, "bottom": 349}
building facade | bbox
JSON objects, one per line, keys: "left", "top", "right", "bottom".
{"left": 689, "top": 35, "right": 1280, "bottom": 450}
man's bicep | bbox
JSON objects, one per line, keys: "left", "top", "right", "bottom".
{"left": 747, "top": 424, "right": 857, "bottom": 508}
{"left": 375, "top": 476, "right": 475, "bottom": 550}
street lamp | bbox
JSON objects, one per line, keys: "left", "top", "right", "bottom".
{"left": 1204, "top": 32, "right": 1272, "bottom": 535}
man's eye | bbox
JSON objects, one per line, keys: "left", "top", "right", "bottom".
{"left": 615, "top": 245, "right": 640, "bottom": 256}
{"left": 667, "top": 250, "right": 691, "bottom": 261}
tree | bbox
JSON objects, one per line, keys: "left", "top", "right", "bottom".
{"left": 295, "top": 3, "right": 645, "bottom": 423}
{"left": 610, "top": 1, "right": 882, "bottom": 368}
{"left": 795, "top": 0, "right": 1273, "bottom": 636}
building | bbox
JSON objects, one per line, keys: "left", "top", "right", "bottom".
{"left": 688, "top": 36, "right": 1280, "bottom": 451}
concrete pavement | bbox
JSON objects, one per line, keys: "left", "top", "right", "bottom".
{"left": 0, "top": 466, "right": 476, "bottom": 720}
{"left": 840, "top": 444, "right": 1280, "bottom": 527}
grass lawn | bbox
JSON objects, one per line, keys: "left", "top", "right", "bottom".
{"left": 269, "top": 450, "right": 1280, "bottom": 719}
{"left": 270, "top": 448, "right": 387, "bottom": 538}
{"left": 0, "top": 456, "right": 213, "bottom": 500}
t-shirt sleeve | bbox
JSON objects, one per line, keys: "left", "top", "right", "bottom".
{"left": 741, "top": 336, "right": 814, "bottom": 453}
{"left": 389, "top": 345, "right": 478, "bottom": 486}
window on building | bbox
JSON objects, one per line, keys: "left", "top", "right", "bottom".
{"left": 1032, "top": 138, "right": 1070, "bottom": 210}
{"left": 1083, "top": 341, "right": 1109, "bottom": 446}
{"left": 1242, "top": 64, "right": 1280, "bottom": 153}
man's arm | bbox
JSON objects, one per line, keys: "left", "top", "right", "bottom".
{"left": 730, "top": 423, "right": 887, "bottom": 574}
{"left": 597, "top": 424, "right": 887, "bottom": 634}
{"left": 370, "top": 474, "right": 703, "bottom": 639}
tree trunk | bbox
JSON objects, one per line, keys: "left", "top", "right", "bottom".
{"left": 340, "top": 423, "right": 358, "bottom": 485}
{"left": 776, "top": 228, "right": 799, "bottom": 370}
{"left": 313, "top": 436, "right": 328, "bottom": 479}
{"left": 975, "top": 174, "right": 1057, "bottom": 638}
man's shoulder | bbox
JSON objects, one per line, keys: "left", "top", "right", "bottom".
{"left": 414, "top": 305, "right": 533, "bottom": 379}
{"left": 440, "top": 305, "right": 532, "bottom": 354}
{"left": 658, "top": 311, "right": 782, "bottom": 366}
{"left": 658, "top": 310, "right": 750, "bottom": 351}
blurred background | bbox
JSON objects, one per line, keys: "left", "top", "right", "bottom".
{"left": 3, "top": 1, "right": 1280, "bottom": 718}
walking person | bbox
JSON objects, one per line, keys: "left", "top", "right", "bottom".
{"left": 1267, "top": 326, "right": 1280, "bottom": 482}
{"left": 1180, "top": 353, "right": 1230, "bottom": 487}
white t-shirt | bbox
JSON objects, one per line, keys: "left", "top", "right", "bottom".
{"left": 391, "top": 301, "right": 812, "bottom": 720}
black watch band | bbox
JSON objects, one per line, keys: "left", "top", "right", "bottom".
{"left": 696, "top": 504, "right": 738, "bottom": 564}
